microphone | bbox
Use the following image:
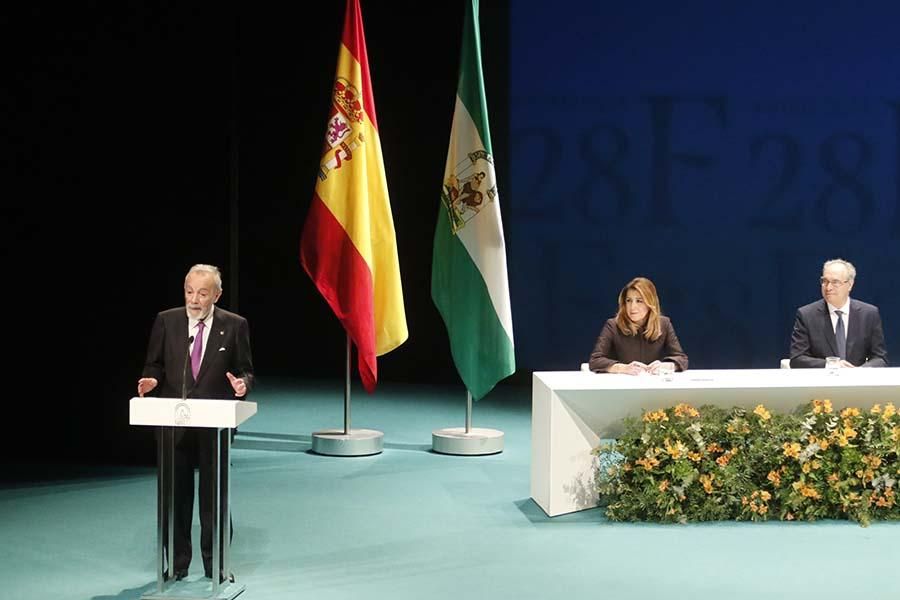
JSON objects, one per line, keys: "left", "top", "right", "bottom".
{"left": 181, "top": 335, "right": 195, "bottom": 402}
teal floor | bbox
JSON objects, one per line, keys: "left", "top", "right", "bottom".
{"left": 3, "top": 379, "right": 899, "bottom": 600}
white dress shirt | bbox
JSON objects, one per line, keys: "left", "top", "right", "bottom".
{"left": 827, "top": 298, "right": 850, "bottom": 335}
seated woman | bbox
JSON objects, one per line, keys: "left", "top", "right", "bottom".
{"left": 588, "top": 277, "right": 688, "bottom": 374}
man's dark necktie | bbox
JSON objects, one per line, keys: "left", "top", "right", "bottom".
{"left": 835, "top": 310, "right": 846, "bottom": 360}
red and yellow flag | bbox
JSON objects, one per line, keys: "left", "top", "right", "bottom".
{"left": 301, "top": 0, "right": 408, "bottom": 392}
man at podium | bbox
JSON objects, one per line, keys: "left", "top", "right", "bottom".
{"left": 136, "top": 264, "right": 254, "bottom": 582}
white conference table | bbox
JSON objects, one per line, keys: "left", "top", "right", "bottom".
{"left": 530, "top": 368, "right": 900, "bottom": 517}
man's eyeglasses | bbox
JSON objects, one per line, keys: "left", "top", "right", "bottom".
{"left": 820, "top": 277, "right": 849, "bottom": 287}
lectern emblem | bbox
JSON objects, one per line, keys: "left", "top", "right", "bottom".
{"left": 174, "top": 402, "right": 191, "bottom": 426}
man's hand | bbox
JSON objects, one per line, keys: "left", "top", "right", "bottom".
{"left": 137, "top": 377, "right": 158, "bottom": 397}
{"left": 839, "top": 360, "right": 856, "bottom": 368}
{"left": 226, "top": 372, "right": 248, "bottom": 397}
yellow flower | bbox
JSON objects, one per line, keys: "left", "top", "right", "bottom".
{"left": 663, "top": 437, "right": 688, "bottom": 460}
{"left": 871, "top": 404, "right": 882, "bottom": 414}
{"left": 658, "top": 479, "right": 670, "bottom": 492}
{"left": 753, "top": 404, "right": 772, "bottom": 421}
{"left": 840, "top": 407, "right": 860, "bottom": 419}
{"left": 871, "top": 488, "right": 896, "bottom": 509}
{"left": 687, "top": 451, "right": 702, "bottom": 463}
{"left": 802, "top": 462, "right": 812, "bottom": 474}
{"left": 699, "top": 473, "right": 715, "bottom": 494}
{"left": 792, "top": 482, "right": 822, "bottom": 500}
{"left": 716, "top": 448, "right": 737, "bottom": 467}
{"left": 636, "top": 456, "right": 660, "bottom": 470}
{"left": 862, "top": 455, "right": 882, "bottom": 469}
{"left": 883, "top": 403, "right": 897, "bottom": 420}
{"left": 673, "top": 403, "right": 699, "bottom": 418}
{"left": 808, "top": 434, "right": 828, "bottom": 450}
{"left": 855, "top": 468, "right": 875, "bottom": 484}
{"left": 784, "top": 512, "right": 795, "bottom": 521}
{"left": 767, "top": 470, "right": 782, "bottom": 486}
{"left": 642, "top": 409, "right": 669, "bottom": 423}
{"left": 833, "top": 426, "right": 857, "bottom": 447}
{"left": 783, "top": 442, "right": 802, "bottom": 458}
{"left": 745, "top": 490, "right": 771, "bottom": 515}
{"left": 827, "top": 473, "right": 840, "bottom": 485}
{"left": 812, "top": 399, "right": 833, "bottom": 414}
{"left": 706, "top": 443, "right": 723, "bottom": 453}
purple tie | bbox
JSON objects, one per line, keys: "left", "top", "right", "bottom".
{"left": 191, "top": 321, "right": 205, "bottom": 380}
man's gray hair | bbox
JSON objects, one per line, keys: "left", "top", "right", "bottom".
{"left": 186, "top": 264, "right": 223, "bottom": 291}
{"left": 823, "top": 258, "right": 856, "bottom": 281}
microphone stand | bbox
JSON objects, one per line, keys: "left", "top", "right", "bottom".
{"left": 164, "top": 334, "right": 194, "bottom": 583}
{"left": 182, "top": 335, "right": 195, "bottom": 402}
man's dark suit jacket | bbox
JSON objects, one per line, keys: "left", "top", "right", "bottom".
{"left": 789, "top": 299, "right": 888, "bottom": 368}
{"left": 142, "top": 306, "right": 254, "bottom": 403}
{"left": 141, "top": 305, "right": 253, "bottom": 574}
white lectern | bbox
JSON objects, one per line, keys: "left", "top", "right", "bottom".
{"left": 130, "top": 397, "right": 257, "bottom": 600}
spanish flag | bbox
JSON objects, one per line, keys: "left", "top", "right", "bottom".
{"left": 301, "top": 0, "right": 408, "bottom": 392}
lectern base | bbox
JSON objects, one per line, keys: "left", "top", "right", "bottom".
{"left": 142, "top": 579, "right": 245, "bottom": 600}
{"left": 432, "top": 427, "right": 504, "bottom": 455}
{"left": 311, "top": 428, "right": 383, "bottom": 456}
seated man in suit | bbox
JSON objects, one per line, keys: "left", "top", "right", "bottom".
{"left": 790, "top": 258, "right": 888, "bottom": 368}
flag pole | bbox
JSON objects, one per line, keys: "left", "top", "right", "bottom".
{"left": 344, "top": 334, "right": 351, "bottom": 435}
{"left": 431, "top": 386, "right": 503, "bottom": 456}
{"left": 429, "top": 0, "right": 510, "bottom": 456}
{"left": 303, "top": 0, "right": 403, "bottom": 458}
{"left": 310, "top": 333, "right": 383, "bottom": 456}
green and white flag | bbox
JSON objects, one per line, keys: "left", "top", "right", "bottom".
{"left": 432, "top": 0, "right": 515, "bottom": 400}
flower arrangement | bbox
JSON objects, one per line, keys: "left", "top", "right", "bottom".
{"left": 595, "top": 401, "right": 900, "bottom": 526}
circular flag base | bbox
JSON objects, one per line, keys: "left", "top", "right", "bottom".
{"left": 311, "top": 429, "right": 384, "bottom": 456}
{"left": 431, "top": 427, "right": 504, "bottom": 456}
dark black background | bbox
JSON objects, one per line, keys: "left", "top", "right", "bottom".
{"left": 3, "top": 1, "right": 510, "bottom": 471}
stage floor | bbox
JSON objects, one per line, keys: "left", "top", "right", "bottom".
{"left": 3, "top": 379, "right": 899, "bottom": 600}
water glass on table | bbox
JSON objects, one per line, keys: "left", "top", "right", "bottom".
{"left": 657, "top": 361, "right": 675, "bottom": 381}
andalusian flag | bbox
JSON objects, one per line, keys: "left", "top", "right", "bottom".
{"left": 301, "top": 0, "right": 408, "bottom": 393}
{"left": 432, "top": 0, "right": 515, "bottom": 400}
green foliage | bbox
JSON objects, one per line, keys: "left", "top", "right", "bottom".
{"left": 595, "top": 400, "right": 900, "bottom": 526}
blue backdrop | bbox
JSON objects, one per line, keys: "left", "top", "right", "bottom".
{"left": 508, "top": 0, "right": 900, "bottom": 371}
